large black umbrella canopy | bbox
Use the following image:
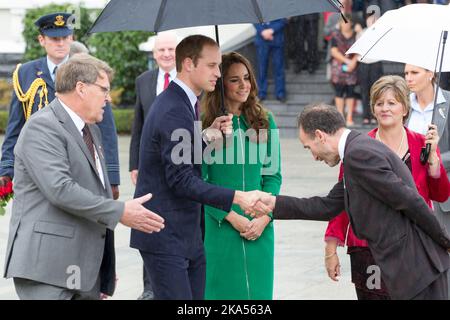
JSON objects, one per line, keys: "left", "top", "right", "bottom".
{"left": 89, "top": 0, "right": 341, "bottom": 34}
{"left": 88, "top": 0, "right": 341, "bottom": 114}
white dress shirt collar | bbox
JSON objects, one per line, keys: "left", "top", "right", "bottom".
{"left": 156, "top": 67, "right": 177, "bottom": 96}
{"left": 173, "top": 77, "right": 199, "bottom": 111}
{"left": 338, "top": 128, "right": 352, "bottom": 162}
{"left": 58, "top": 98, "right": 85, "bottom": 136}
{"left": 58, "top": 98, "right": 105, "bottom": 188}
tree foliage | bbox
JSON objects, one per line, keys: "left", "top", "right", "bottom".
{"left": 22, "top": 3, "right": 152, "bottom": 106}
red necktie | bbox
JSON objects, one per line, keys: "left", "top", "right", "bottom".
{"left": 163, "top": 72, "right": 170, "bottom": 90}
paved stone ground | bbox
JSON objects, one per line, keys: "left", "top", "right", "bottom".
{"left": 0, "top": 135, "right": 356, "bottom": 300}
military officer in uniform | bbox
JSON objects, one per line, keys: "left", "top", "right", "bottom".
{"left": 0, "top": 13, "right": 120, "bottom": 198}
{"left": 254, "top": 19, "right": 287, "bottom": 103}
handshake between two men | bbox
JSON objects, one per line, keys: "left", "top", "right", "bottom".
{"left": 120, "top": 190, "right": 275, "bottom": 235}
{"left": 233, "top": 190, "right": 276, "bottom": 218}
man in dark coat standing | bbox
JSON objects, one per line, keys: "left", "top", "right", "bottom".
{"left": 129, "top": 31, "right": 179, "bottom": 300}
{"left": 250, "top": 103, "right": 450, "bottom": 300}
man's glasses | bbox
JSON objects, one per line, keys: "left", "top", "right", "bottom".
{"left": 90, "top": 82, "right": 110, "bottom": 97}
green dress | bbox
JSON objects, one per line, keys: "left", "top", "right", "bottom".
{"left": 203, "top": 112, "right": 282, "bottom": 300}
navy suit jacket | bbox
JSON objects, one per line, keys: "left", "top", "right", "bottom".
{"left": 130, "top": 81, "right": 235, "bottom": 258}
{"left": 254, "top": 18, "right": 287, "bottom": 47}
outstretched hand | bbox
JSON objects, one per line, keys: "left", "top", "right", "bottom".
{"left": 121, "top": 193, "right": 165, "bottom": 233}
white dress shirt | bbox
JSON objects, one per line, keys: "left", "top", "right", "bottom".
{"left": 58, "top": 98, "right": 105, "bottom": 188}
{"left": 338, "top": 128, "right": 352, "bottom": 162}
{"left": 173, "top": 77, "right": 198, "bottom": 114}
{"left": 156, "top": 68, "right": 177, "bottom": 96}
{"left": 408, "top": 88, "right": 446, "bottom": 135}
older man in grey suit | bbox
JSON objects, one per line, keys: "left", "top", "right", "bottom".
{"left": 3, "top": 54, "right": 165, "bottom": 300}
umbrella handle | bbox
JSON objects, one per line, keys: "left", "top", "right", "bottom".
{"left": 420, "top": 143, "right": 431, "bottom": 165}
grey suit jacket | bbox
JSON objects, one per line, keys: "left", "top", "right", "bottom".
{"left": 129, "top": 69, "right": 158, "bottom": 171}
{"left": 3, "top": 99, "right": 124, "bottom": 296}
{"left": 274, "top": 131, "right": 450, "bottom": 299}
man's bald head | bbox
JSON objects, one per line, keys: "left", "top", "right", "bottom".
{"left": 153, "top": 31, "right": 179, "bottom": 72}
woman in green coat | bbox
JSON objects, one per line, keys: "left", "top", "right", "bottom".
{"left": 201, "top": 52, "right": 282, "bottom": 299}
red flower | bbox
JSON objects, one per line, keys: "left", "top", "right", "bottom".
{"left": 0, "top": 180, "right": 13, "bottom": 216}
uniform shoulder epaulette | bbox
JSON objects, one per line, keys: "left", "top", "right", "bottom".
{"left": 12, "top": 63, "right": 49, "bottom": 121}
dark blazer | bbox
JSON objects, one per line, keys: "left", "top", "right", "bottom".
{"left": 130, "top": 81, "right": 235, "bottom": 258}
{"left": 274, "top": 130, "right": 450, "bottom": 299}
{"left": 129, "top": 69, "right": 158, "bottom": 171}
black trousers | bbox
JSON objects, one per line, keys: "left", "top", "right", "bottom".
{"left": 140, "top": 248, "right": 206, "bottom": 300}
{"left": 358, "top": 62, "right": 383, "bottom": 120}
{"left": 288, "top": 14, "right": 319, "bottom": 70}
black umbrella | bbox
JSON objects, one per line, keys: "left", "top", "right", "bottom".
{"left": 88, "top": 0, "right": 342, "bottom": 114}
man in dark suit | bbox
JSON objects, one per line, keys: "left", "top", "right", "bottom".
{"left": 129, "top": 31, "right": 178, "bottom": 300}
{"left": 130, "top": 35, "right": 264, "bottom": 300}
{"left": 129, "top": 31, "right": 179, "bottom": 185}
{"left": 0, "top": 12, "right": 120, "bottom": 198}
{"left": 250, "top": 103, "right": 450, "bottom": 300}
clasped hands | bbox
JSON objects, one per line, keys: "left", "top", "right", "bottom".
{"left": 233, "top": 190, "right": 276, "bottom": 218}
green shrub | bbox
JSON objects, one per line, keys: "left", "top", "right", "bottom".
{"left": 0, "top": 111, "right": 9, "bottom": 133}
{"left": 112, "top": 109, "right": 134, "bottom": 134}
{"left": 22, "top": 4, "right": 152, "bottom": 107}
{"left": 88, "top": 31, "right": 153, "bottom": 106}
{"left": 0, "top": 80, "right": 12, "bottom": 110}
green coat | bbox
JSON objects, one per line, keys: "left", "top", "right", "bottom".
{"left": 203, "top": 112, "right": 282, "bottom": 300}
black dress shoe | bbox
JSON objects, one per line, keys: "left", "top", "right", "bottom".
{"left": 137, "top": 290, "right": 154, "bottom": 300}
{"left": 277, "top": 97, "right": 287, "bottom": 103}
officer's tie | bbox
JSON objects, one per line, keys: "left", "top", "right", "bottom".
{"left": 52, "top": 66, "right": 58, "bottom": 82}
{"left": 163, "top": 72, "right": 170, "bottom": 90}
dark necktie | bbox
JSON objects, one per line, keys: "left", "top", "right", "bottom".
{"left": 163, "top": 72, "right": 170, "bottom": 90}
{"left": 195, "top": 99, "right": 200, "bottom": 121}
{"left": 82, "top": 124, "right": 95, "bottom": 162}
{"left": 52, "top": 66, "right": 58, "bottom": 82}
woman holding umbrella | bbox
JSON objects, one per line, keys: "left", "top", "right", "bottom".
{"left": 405, "top": 63, "right": 450, "bottom": 296}
{"left": 323, "top": 75, "right": 450, "bottom": 299}
{"left": 201, "top": 52, "right": 281, "bottom": 299}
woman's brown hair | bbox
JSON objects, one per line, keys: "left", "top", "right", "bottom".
{"left": 201, "top": 52, "right": 269, "bottom": 134}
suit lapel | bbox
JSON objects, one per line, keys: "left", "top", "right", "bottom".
{"left": 150, "top": 69, "right": 158, "bottom": 96}
{"left": 51, "top": 101, "right": 103, "bottom": 182}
